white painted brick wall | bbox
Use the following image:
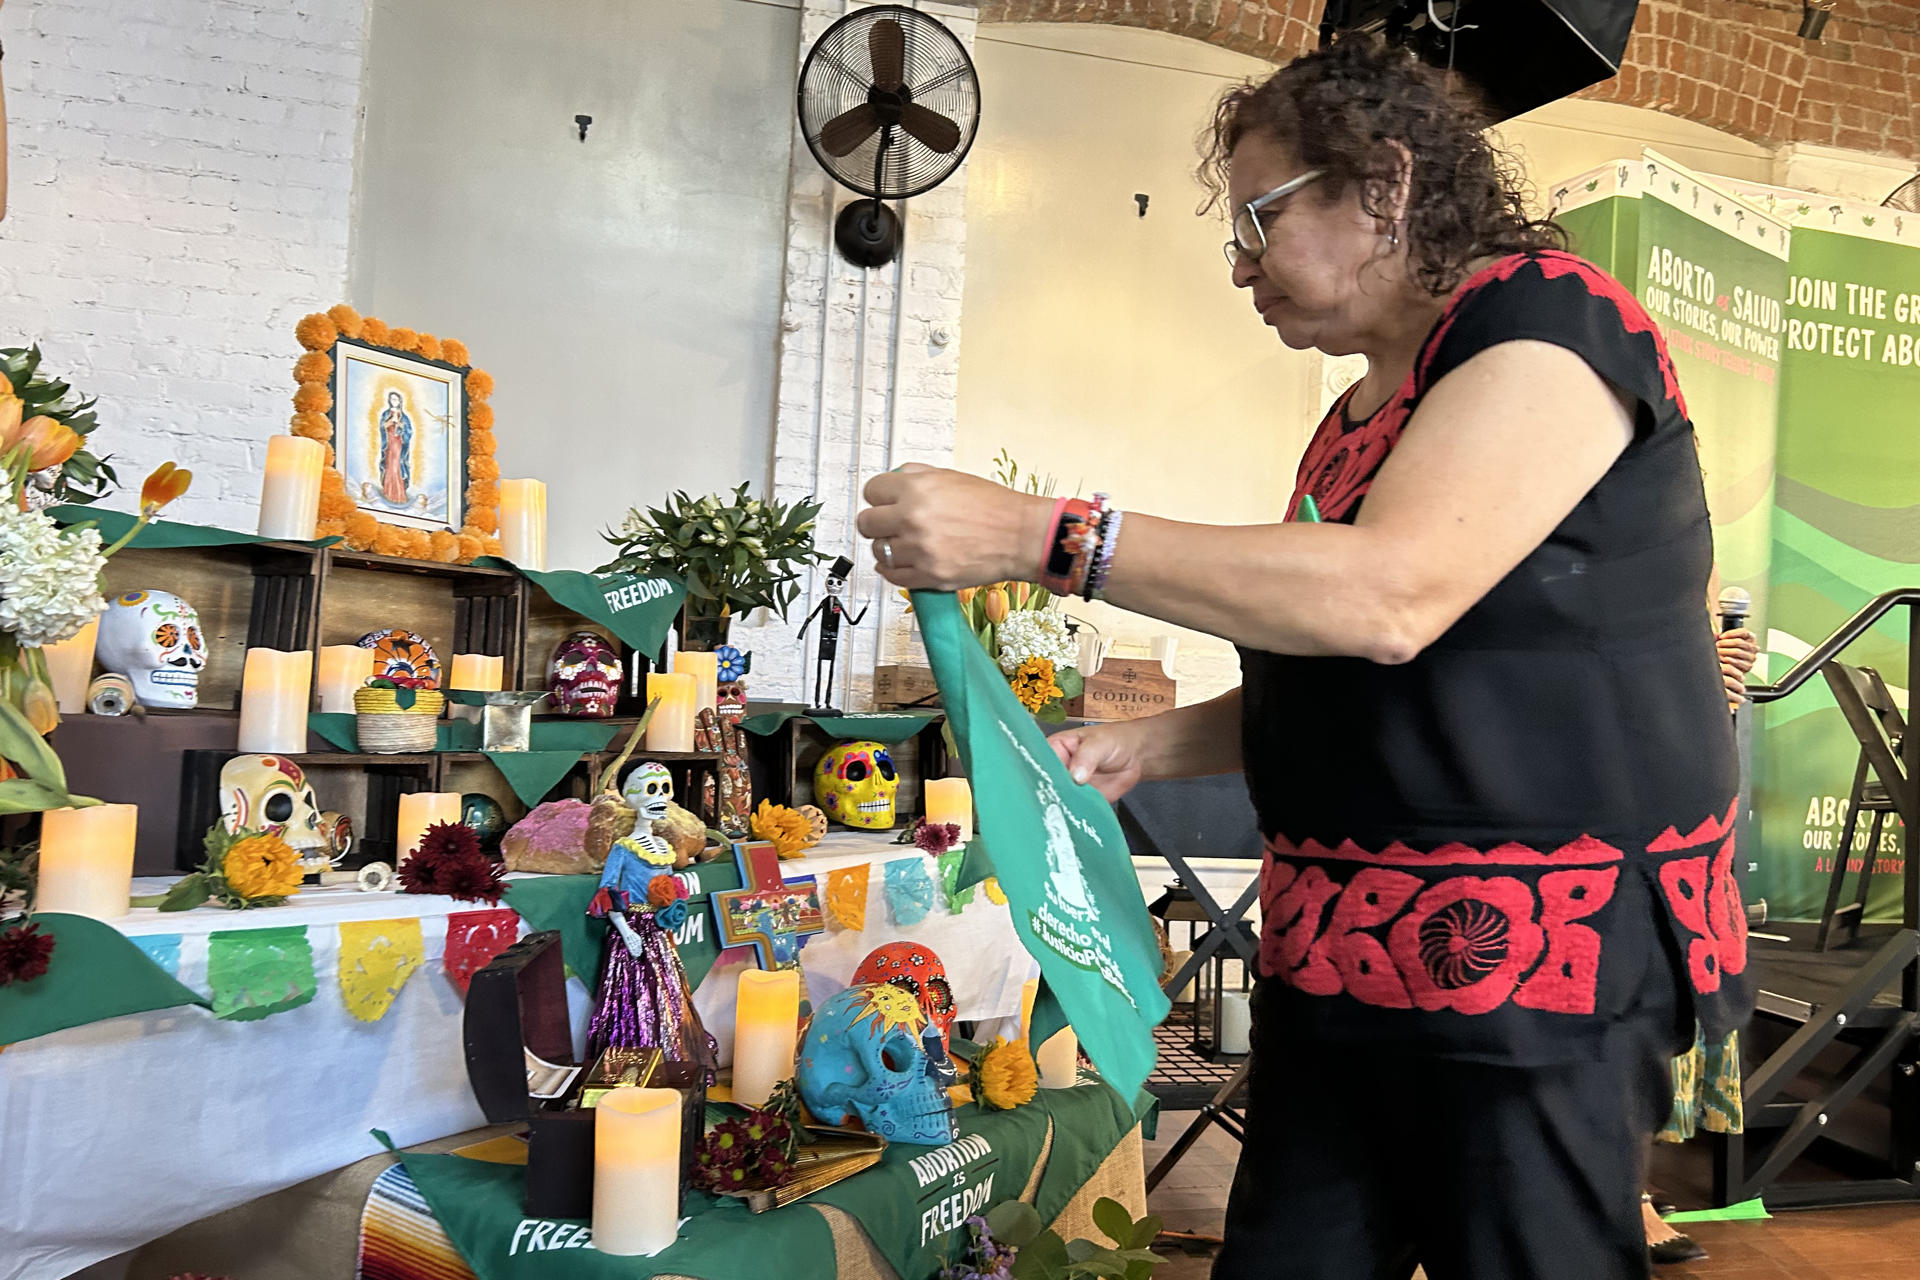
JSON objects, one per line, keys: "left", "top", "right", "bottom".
{"left": 0, "top": 0, "right": 365, "bottom": 528}
{"left": 736, "top": 0, "right": 976, "bottom": 706}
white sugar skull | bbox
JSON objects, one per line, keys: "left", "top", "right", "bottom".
{"left": 98, "top": 590, "right": 206, "bottom": 709}
{"left": 622, "top": 761, "right": 673, "bottom": 826}
{"left": 220, "top": 754, "right": 327, "bottom": 866}
{"left": 548, "top": 631, "right": 623, "bottom": 718}
{"left": 813, "top": 740, "right": 898, "bottom": 830}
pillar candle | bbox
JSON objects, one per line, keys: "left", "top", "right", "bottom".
{"left": 592, "top": 1087, "right": 682, "bottom": 1257}
{"left": 316, "top": 645, "right": 373, "bottom": 714}
{"left": 1218, "top": 991, "right": 1252, "bottom": 1056}
{"left": 645, "top": 672, "right": 696, "bottom": 753}
{"left": 1019, "top": 977, "right": 1039, "bottom": 1039}
{"left": 449, "top": 654, "right": 505, "bottom": 692}
{"left": 36, "top": 804, "right": 138, "bottom": 919}
{"left": 731, "top": 968, "right": 801, "bottom": 1109}
{"left": 499, "top": 479, "right": 548, "bottom": 571}
{"left": 257, "top": 435, "right": 325, "bottom": 541}
{"left": 923, "top": 777, "right": 973, "bottom": 845}
{"left": 673, "top": 650, "right": 718, "bottom": 716}
{"left": 395, "top": 792, "right": 462, "bottom": 860}
{"left": 237, "top": 648, "right": 313, "bottom": 754}
{"left": 43, "top": 617, "right": 101, "bottom": 714}
{"left": 1036, "top": 1028, "right": 1079, "bottom": 1089}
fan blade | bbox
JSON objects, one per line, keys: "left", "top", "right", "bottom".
{"left": 870, "top": 17, "right": 905, "bottom": 90}
{"left": 898, "top": 103, "right": 962, "bottom": 155}
{"left": 820, "top": 103, "right": 882, "bottom": 158}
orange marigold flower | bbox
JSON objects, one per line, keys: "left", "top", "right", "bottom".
{"left": 318, "top": 491, "right": 354, "bottom": 521}
{"left": 18, "top": 417, "right": 81, "bottom": 470}
{"left": 465, "top": 369, "right": 494, "bottom": 399}
{"left": 439, "top": 338, "right": 469, "bottom": 366}
{"left": 292, "top": 382, "right": 332, "bottom": 414}
{"left": 326, "top": 304, "right": 363, "bottom": 339}
{"left": 140, "top": 462, "right": 192, "bottom": 513}
{"left": 360, "top": 317, "right": 391, "bottom": 345}
{"left": 469, "top": 428, "right": 497, "bottom": 455}
{"left": 414, "top": 334, "right": 442, "bottom": 361}
{"left": 345, "top": 512, "right": 380, "bottom": 549}
{"left": 294, "top": 313, "right": 338, "bottom": 352}
{"left": 223, "top": 833, "right": 304, "bottom": 900}
{"left": 290, "top": 410, "right": 331, "bottom": 439}
{"left": 429, "top": 530, "right": 459, "bottom": 562}
{"left": 293, "top": 352, "right": 333, "bottom": 384}
{"left": 481, "top": 535, "right": 504, "bottom": 557}
{"left": 387, "top": 327, "right": 419, "bottom": 351}
{"left": 456, "top": 532, "right": 486, "bottom": 563}
{"left": 467, "top": 481, "right": 498, "bottom": 510}
{"left": 468, "top": 455, "right": 500, "bottom": 482}
{"left": 468, "top": 401, "right": 495, "bottom": 431}
{"left": 469, "top": 507, "right": 499, "bottom": 535}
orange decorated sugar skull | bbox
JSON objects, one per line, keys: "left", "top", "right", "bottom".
{"left": 356, "top": 628, "right": 441, "bottom": 689}
{"left": 852, "top": 942, "right": 956, "bottom": 1050}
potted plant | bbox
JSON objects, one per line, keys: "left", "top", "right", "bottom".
{"left": 598, "top": 484, "right": 829, "bottom": 650}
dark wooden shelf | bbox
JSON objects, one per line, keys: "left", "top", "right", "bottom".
{"left": 325, "top": 547, "right": 518, "bottom": 580}
{"left": 291, "top": 752, "right": 438, "bottom": 767}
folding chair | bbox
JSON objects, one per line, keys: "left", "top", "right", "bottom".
{"left": 1816, "top": 662, "right": 1914, "bottom": 952}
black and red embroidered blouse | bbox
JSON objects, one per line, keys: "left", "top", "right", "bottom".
{"left": 1241, "top": 250, "right": 1748, "bottom": 1064}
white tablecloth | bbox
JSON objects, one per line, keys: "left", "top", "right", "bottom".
{"left": 0, "top": 837, "right": 1036, "bottom": 1280}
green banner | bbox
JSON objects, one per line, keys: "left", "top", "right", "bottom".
{"left": 913, "top": 590, "right": 1168, "bottom": 1101}
{"left": 0, "top": 913, "right": 209, "bottom": 1044}
{"left": 1753, "top": 211, "right": 1920, "bottom": 919}
{"left": 479, "top": 560, "right": 684, "bottom": 659}
{"left": 48, "top": 505, "right": 341, "bottom": 549}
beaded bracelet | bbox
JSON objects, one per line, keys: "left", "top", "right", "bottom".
{"left": 1083, "top": 507, "right": 1124, "bottom": 601}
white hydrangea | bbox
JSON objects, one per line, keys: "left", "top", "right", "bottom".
{"left": 0, "top": 507, "right": 108, "bottom": 646}
{"left": 997, "top": 609, "right": 1078, "bottom": 674}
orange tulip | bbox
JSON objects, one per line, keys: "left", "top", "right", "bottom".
{"left": 983, "top": 586, "right": 1010, "bottom": 625}
{"left": 956, "top": 586, "right": 976, "bottom": 608}
{"left": 20, "top": 676, "right": 59, "bottom": 736}
{"left": 141, "top": 462, "right": 192, "bottom": 513}
{"left": 17, "top": 417, "right": 81, "bottom": 470}
{"left": 1009, "top": 581, "right": 1033, "bottom": 609}
{"left": 0, "top": 394, "right": 22, "bottom": 454}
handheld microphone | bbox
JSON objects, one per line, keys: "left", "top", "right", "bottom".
{"left": 1718, "top": 586, "right": 1752, "bottom": 634}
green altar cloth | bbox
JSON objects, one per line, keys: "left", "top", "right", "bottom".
{"left": 0, "top": 913, "right": 208, "bottom": 1044}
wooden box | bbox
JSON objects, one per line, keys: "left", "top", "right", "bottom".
{"left": 1065, "top": 658, "right": 1177, "bottom": 721}
{"left": 872, "top": 664, "right": 940, "bottom": 709}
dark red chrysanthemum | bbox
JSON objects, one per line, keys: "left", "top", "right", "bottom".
{"left": 416, "top": 820, "right": 481, "bottom": 862}
{"left": 395, "top": 851, "right": 445, "bottom": 895}
{"left": 0, "top": 921, "right": 55, "bottom": 986}
{"left": 913, "top": 820, "right": 962, "bottom": 856}
{"left": 439, "top": 852, "right": 506, "bottom": 905}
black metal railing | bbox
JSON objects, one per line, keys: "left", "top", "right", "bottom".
{"left": 1747, "top": 587, "right": 1920, "bottom": 704}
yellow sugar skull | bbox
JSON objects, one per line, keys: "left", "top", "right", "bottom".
{"left": 812, "top": 740, "right": 899, "bottom": 830}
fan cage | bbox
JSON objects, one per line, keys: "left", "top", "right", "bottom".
{"left": 798, "top": 5, "right": 980, "bottom": 201}
{"left": 1884, "top": 175, "right": 1920, "bottom": 214}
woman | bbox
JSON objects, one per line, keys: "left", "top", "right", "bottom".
{"left": 861, "top": 39, "right": 1749, "bottom": 1280}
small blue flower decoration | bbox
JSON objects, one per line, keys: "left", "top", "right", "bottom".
{"left": 654, "top": 899, "right": 689, "bottom": 931}
{"left": 715, "top": 645, "right": 749, "bottom": 683}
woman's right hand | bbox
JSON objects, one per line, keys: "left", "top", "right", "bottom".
{"left": 1050, "top": 722, "right": 1148, "bottom": 803}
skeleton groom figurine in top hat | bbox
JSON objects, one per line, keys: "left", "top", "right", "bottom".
{"left": 797, "top": 556, "right": 867, "bottom": 714}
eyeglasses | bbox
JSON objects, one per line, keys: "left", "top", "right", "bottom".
{"left": 1222, "top": 169, "right": 1326, "bottom": 267}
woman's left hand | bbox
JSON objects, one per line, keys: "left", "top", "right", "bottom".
{"left": 858, "top": 464, "right": 1052, "bottom": 590}
{"left": 1716, "top": 627, "right": 1759, "bottom": 677}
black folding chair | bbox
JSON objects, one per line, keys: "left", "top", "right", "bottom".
{"left": 1816, "top": 662, "right": 1915, "bottom": 951}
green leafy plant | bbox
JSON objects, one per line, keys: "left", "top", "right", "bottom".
{"left": 0, "top": 345, "right": 116, "bottom": 505}
{"left": 597, "top": 483, "right": 829, "bottom": 621}
{"left": 948, "top": 1198, "right": 1162, "bottom": 1280}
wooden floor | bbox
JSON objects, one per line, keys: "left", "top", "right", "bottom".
{"left": 1139, "top": 1111, "right": 1920, "bottom": 1279}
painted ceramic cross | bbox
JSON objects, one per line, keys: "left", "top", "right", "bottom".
{"left": 709, "top": 840, "right": 825, "bottom": 970}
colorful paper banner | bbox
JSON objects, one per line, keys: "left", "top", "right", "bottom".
{"left": 444, "top": 909, "right": 523, "bottom": 995}
{"left": 207, "top": 925, "right": 317, "bottom": 1022}
{"left": 883, "top": 857, "right": 937, "bottom": 927}
{"left": 338, "top": 918, "right": 426, "bottom": 1022}
{"left": 825, "top": 863, "right": 871, "bottom": 932}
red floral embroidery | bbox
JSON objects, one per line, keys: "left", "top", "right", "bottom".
{"left": 1269, "top": 832, "right": 1622, "bottom": 868}
{"left": 1388, "top": 876, "right": 1545, "bottom": 1016}
{"left": 1260, "top": 859, "right": 1340, "bottom": 978}
{"left": 1290, "top": 250, "right": 1688, "bottom": 523}
{"left": 1513, "top": 868, "right": 1617, "bottom": 1015}
{"left": 1297, "top": 867, "right": 1421, "bottom": 1008}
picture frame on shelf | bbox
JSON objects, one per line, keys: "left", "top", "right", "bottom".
{"left": 292, "top": 306, "right": 502, "bottom": 565}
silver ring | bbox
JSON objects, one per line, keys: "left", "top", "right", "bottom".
{"left": 878, "top": 539, "right": 895, "bottom": 569}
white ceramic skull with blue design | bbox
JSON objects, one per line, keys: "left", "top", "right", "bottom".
{"left": 796, "top": 983, "right": 958, "bottom": 1146}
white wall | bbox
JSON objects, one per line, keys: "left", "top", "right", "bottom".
{"left": 1495, "top": 96, "right": 1776, "bottom": 203}
{"left": 0, "top": 0, "right": 365, "bottom": 529}
{"left": 955, "top": 24, "right": 1312, "bottom": 705}
{"left": 349, "top": 0, "right": 801, "bottom": 573}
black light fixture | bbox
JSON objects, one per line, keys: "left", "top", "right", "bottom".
{"left": 1799, "top": 0, "right": 1836, "bottom": 39}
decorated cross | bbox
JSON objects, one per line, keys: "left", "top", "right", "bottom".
{"left": 709, "top": 840, "right": 824, "bottom": 970}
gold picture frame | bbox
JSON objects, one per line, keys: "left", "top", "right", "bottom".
{"left": 290, "top": 305, "right": 501, "bottom": 563}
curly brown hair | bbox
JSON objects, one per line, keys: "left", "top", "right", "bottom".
{"left": 1199, "top": 38, "right": 1562, "bottom": 297}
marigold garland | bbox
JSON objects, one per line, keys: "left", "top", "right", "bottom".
{"left": 295, "top": 308, "right": 500, "bottom": 563}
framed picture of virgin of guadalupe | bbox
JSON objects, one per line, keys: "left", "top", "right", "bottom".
{"left": 289, "top": 306, "right": 500, "bottom": 564}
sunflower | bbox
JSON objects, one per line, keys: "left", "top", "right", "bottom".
{"left": 1008, "top": 656, "right": 1063, "bottom": 713}
{"left": 975, "top": 1037, "right": 1038, "bottom": 1110}
{"left": 752, "top": 800, "right": 815, "bottom": 860}
{"left": 222, "top": 834, "right": 304, "bottom": 901}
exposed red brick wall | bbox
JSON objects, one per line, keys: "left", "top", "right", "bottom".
{"left": 980, "top": 0, "right": 1920, "bottom": 159}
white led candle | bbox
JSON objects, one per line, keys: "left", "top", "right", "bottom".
{"left": 645, "top": 672, "right": 696, "bottom": 753}
{"left": 257, "top": 436, "right": 325, "bottom": 541}
{"left": 42, "top": 617, "right": 101, "bottom": 714}
{"left": 36, "top": 804, "right": 138, "bottom": 919}
{"left": 237, "top": 648, "right": 313, "bottom": 754}
{"left": 731, "top": 968, "right": 800, "bottom": 1109}
{"left": 592, "top": 1087, "right": 682, "bottom": 1256}
{"left": 395, "top": 792, "right": 462, "bottom": 860}
{"left": 673, "top": 650, "right": 718, "bottom": 717}
{"left": 499, "top": 479, "right": 548, "bottom": 571}
{"left": 923, "top": 778, "right": 973, "bottom": 845}
{"left": 1036, "top": 1028, "right": 1079, "bottom": 1089}
{"left": 316, "top": 645, "right": 372, "bottom": 715}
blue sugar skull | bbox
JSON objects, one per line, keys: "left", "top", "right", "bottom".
{"left": 796, "top": 983, "right": 958, "bottom": 1147}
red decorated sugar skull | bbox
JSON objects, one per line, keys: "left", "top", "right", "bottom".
{"left": 852, "top": 942, "right": 956, "bottom": 1050}
{"left": 548, "top": 631, "right": 623, "bottom": 717}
